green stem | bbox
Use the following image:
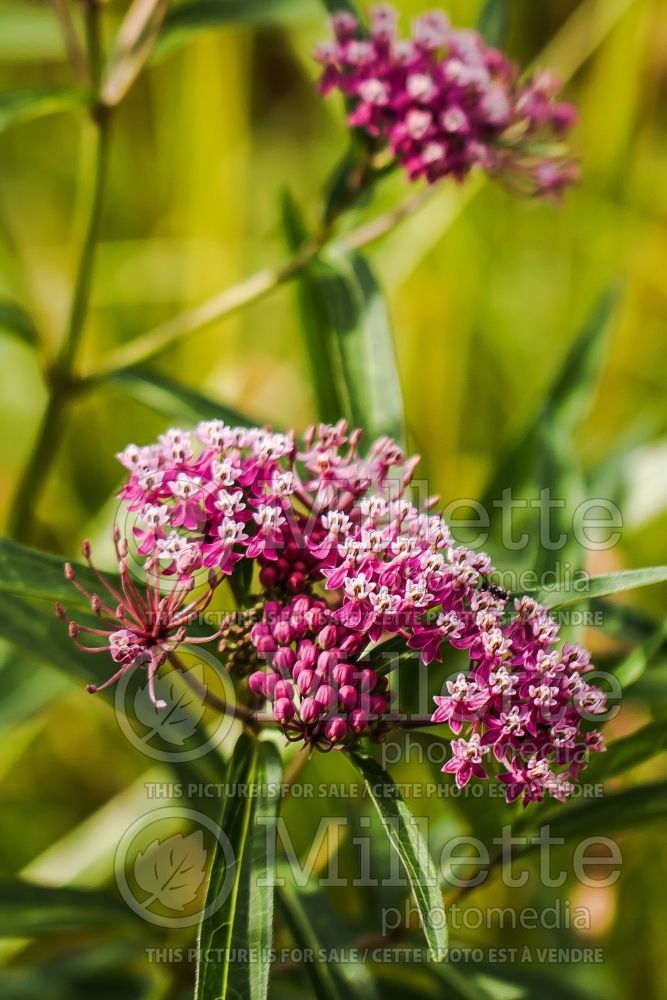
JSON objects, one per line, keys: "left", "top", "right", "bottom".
{"left": 81, "top": 186, "right": 435, "bottom": 385}
{"left": 8, "top": 4, "right": 111, "bottom": 542}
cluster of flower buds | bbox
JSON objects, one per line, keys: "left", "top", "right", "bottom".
{"left": 63, "top": 419, "right": 606, "bottom": 803}
{"left": 315, "top": 5, "right": 579, "bottom": 199}
{"left": 247, "top": 594, "right": 393, "bottom": 749}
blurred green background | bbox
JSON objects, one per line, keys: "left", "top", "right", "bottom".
{"left": 0, "top": 0, "right": 666, "bottom": 997}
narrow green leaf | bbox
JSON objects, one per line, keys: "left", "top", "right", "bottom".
{"left": 195, "top": 734, "right": 283, "bottom": 1000}
{"left": 477, "top": 0, "right": 510, "bottom": 48}
{"left": 0, "top": 299, "right": 39, "bottom": 347}
{"left": 104, "top": 369, "right": 256, "bottom": 427}
{"left": 158, "top": 0, "right": 314, "bottom": 53}
{"left": 282, "top": 192, "right": 345, "bottom": 424}
{"left": 584, "top": 722, "right": 667, "bottom": 784}
{"left": 483, "top": 287, "right": 618, "bottom": 508}
{"left": 612, "top": 617, "right": 667, "bottom": 687}
{"left": 538, "top": 565, "right": 667, "bottom": 609}
{"left": 0, "top": 87, "right": 83, "bottom": 133}
{"left": 325, "top": 247, "right": 405, "bottom": 445}
{"left": 319, "top": 0, "right": 362, "bottom": 20}
{"left": 522, "top": 779, "right": 667, "bottom": 843}
{"left": 0, "top": 645, "right": 69, "bottom": 737}
{"left": 346, "top": 749, "right": 446, "bottom": 960}
{"left": 276, "top": 879, "right": 379, "bottom": 1000}
{"left": 0, "top": 537, "right": 118, "bottom": 611}
{"left": 282, "top": 194, "right": 405, "bottom": 444}
{"left": 0, "top": 881, "right": 147, "bottom": 936}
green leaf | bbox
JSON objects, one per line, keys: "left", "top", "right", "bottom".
{"left": 0, "top": 87, "right": 83, "bottom": 133}
{"left": 477, "top": 0, "right": 510, "bottom": 48}
{"left": 522, "top": 779, "right": 667, "bottom": 843}
{"left": 346, "top": 748, "right": 446, "bottom": 961}
{"left": 277, "top": 879, "right": 379, "bottom": 1000}
{"left": 195, "top": 734, "right": 283, "bottom": 1000}
{"left": 584, "top": 722, "right": 667, "bottom": 784}
{"left": 0, "top": 881, "right": 147, "bottom": 936}
{"left": 611, "top": 616, "right": 667, "bottom": 687}
{"left": 158, "top": 0, "right": 315, "bottom": 53}
{"left": 0, "top": 537, "right": 118, "bottom": 612}
{"left": 538, "top": 565, "right": 667, "bottom": 609}
{"left": 282, "top": 193, "right": 405, "bottom": 444}
{"left": 483, "top": 288, "right": 618, "bottom": 509}
{"left": 326, "top": 247, "right": 405, "bottom": 445}
{"left": 104, "top": 369, "right": 257, "bottom": 427}
{"left": 319, "top": 0, "right": 362, "bottom": 20}
{"left": 0, "top": 299, "right": 39, "bottom": 347}
{"left": 0, "top": 645, "right": 69, "bottom": 737}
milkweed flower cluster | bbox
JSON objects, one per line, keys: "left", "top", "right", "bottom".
{"left": 61, "top": 420, "right": 605, "bottom": 804}
{"left": 315, "top": 6, "right": 579, "bottom": 199}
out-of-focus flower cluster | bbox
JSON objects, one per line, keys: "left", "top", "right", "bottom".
{"left": 315, "top": 6, "right": 579, "bottom": 200}
{"left": 61, "top": 419, "right": 605, "bottom": 804}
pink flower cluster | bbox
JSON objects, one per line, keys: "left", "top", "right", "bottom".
{"left": 315, "top": 6, "right": 579, "bottom": 199}
{"left": 248, "top": 594, "right": 392, "bottom": 749}
{"left": 62, "top": 419, "right": 606, "bottom": 804}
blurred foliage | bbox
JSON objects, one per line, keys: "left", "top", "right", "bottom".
{"left": 0, "top": 0, "right": 666, "bottom": 998}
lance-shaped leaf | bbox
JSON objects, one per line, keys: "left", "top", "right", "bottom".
{"left": 282, "top": 193, "right": 405, "bottom": 444}
{"left": 0, "top": 537, "right": 119, "bottom": 612}
{"left": 611, "top": 616, "right": 667, "bottom": 688}
{"left": 0, "top": 299, "right": 39, "bottom": 347}
{"left": 101, "top": 0, "right": 171, "bottom": 107}
{"left": 277, "top": 878, "right": 379, "bottom": 1000}
{"left": 103, "top": 368, "right": 256, "bottom": 427}
{"left": 158, "top": 0, "right": 314, "bottom": 53}
{"left": 0, "top": 881, "right": 148, "bottom": 936}
{"left": 195, "top": 733, "right": 283, "bottom": 1000}
{"left": 482, "top": 288, "right": 619, "bottom": 528}
{"left": 584, "top": 722, "right": 667, "bottom": 785}
{"left": 0, "top": 87, "right": 83, "bottom": 133}
{"left": 519, "top": 779, "right": 667, "bottom": 843}
{"left": 346, "top": 748, "right": 446, "bottom": 960}
{"left": 477, "top": 0, "right": 510, "bottom": 48}
{"left": 538, "top": 565, "right": 667, "bottom": 609}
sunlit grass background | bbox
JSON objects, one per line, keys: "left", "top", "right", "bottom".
{"left": 0, "top": 0, "right": 666, "bottom": 997}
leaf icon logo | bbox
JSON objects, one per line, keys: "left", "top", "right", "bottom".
{"left": 133, "top": 830, "right": 209, "bottom": 911}
{"left": 133, "top": 664, "right": 207, "bottom": 746}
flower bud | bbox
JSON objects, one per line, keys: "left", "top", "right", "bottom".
{"left": 272, "top": 621, "right": 293, "bottom": 645}
{"left": 297, "top": 669, "right": 318, "bottom": 696}
{"left": 299, "top": 697, "right": 321, "bottom": 723}
{"left": 349, "top": 709, "right": 369, "bottom": 734}
{"left": 338, "top": 685, "right": 358, "bottom": 710}
{"left": 316, "top": 650, "right": 338, "bottom": 675}
{"left": 315, "top": 684, "right": 337, "bottom": 711}
{"left": 333, "top": 663, "right": 356, "bottom": 687}
{"left": 275, "top": 680, "right": 295, "bottom": 701}
{"left": 264, "top": 673, "right": 278, "bottom": 700}
{"left": 359, "top": 668, "right": 377, "bottom": 692}
{"left": 288, "top": 571, "right": 306, "bottom": 593}
{"left": 324, "top": 717, "right": 348, "bottom": 744}
{"left": 274, "top": 698, "right": 295, "bottom": 724}
{"left": 274, "top": 647, "right": 296, "bottom": 673}
{"left": 259, "top": 565, "right": 278, "bottom": 589}
{"left": 297, "top": 640, "right": 317, "bottom": 669}
{"left": 248, "top": 671, "right": 266, "bottom": 697}
{"left": 318, "top": 624, "right": 338, "bottom": 649}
